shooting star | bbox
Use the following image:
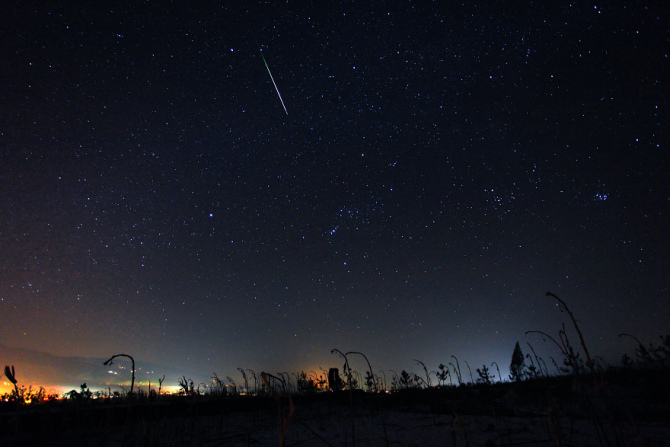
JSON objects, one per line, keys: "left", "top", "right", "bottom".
{"left": 261, "top": 51, "right": 288, "bottom": 115}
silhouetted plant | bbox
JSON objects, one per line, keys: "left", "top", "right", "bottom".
{"left": 526, "top": 342, "right": 547, "bottom": 377}
{"left": 463, "top": 360, "right": 474, "bottom": 384}
{"left": 331, "top": 349, "right": 354, "bottom": 390}
{"left": 542, "top": 292, "right": 623, "bottom": 447}
{"left": 561, "top": 350, "right": 582, "bottom": 374}
{"left": 296, "top": 371, "right": 316, "bottom": 393}
{"left": 29, "top": 386, "right": 53, "bottom": 403}
{"left": 328, "top": 367, "right": 343, "bottom": 392}
{"left": 238, "top": 367, "right": 249, "bottom": 394}
{"left": 538, "top": 357, "right": 549, "bottom": 376}
{"left": 158, "top": 375, "right": 165, "bottom": 394}
{"left": 450, "top": 355, "right": 463, "bottom": 385}
{"left": 525, "top": 354, "right": 540, "bottom": 379}
{"left": 178, "top": 376, "right": 188, "bottom": 395}
{"left": 397, "top": 370, "right": 422, "bottom": 389}
{"left": 4, "top": 365, "right": 19, "bottom": 400}
{"left": 436, "top": 363, "right": 451, "bottom": 386}
{"left": 593, "top": 356, "right": 610, "bottom": 373}
{"left": 561, "top": 325, "right": 585, "bottom": 374}
{"left": 620, "top": 353, "right": 633, "bottom": 368}
{"left": 398, "top": 370, "right": 411, "bottom": 389}
{"left": 491, "top": 362, "right": 502, "bottom": 382}
{"left": 346, "top": 351, "right": 377, "bottom": 392}
{"left": 654, "top": 335, "right": 670, "bottom": 365}
{"left": 247, "top": 369, "right": 259, "bottom": 394}
{"left": 546, "top": 291, "right": 598, "bottom": 380}
{"left": 549, "top": 356, "right": 563, "bottom": 375}
{"left": 261, "top": 372, "right": 294, "bottom": 447}
{"left": 278, "top": 372, "right": 292, "bottom": 393}
{"left": 210, "top": 373, "right": 226, "bottom": 396}
{"left": 476, "top": 365, "right": 494, "bottom": 385}
{"left": 313, "top": 370, "right": 327, "bottom": 390}
{"left": 103, "top": 353, "right": 135, "bottom": 397}
{"left": 527, "top": 327, "right": 582, "bottom": 375}
{"left": 509, "top": 341, "right": 526, "bottom": 381}
{"left": 178, "top": 375, "right": 197, "bottom": 396}
{"left": 378, "top": 370, "right": 387, "bottom": 391}
{"left": 349, "top": 371, "right": 361, "bottom": 390}
{"left": 2, "top": 384, "right": 56, "bottom": 404}
{"left": 65, "top": 383, "right": 91, "bottom": 400}
{"left": 618, "top": 332, "right": 669, "bottom": 368}
{"left": 389, "top": 370, "right": 399, "bottom": 390}
{"left": 414, "top": 359, "right": 432, "bottom": 387}
{"left": 364, "top": 370, "right": 375, "bottom": 391}
{"left": 226, "top": 376, "right": 237, "bottom": 395}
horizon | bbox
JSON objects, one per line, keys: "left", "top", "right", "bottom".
{"left": 1, "top": 324, "right": 662, "bottom": 397}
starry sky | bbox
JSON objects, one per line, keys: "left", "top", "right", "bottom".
{"left": 1, "top": 2, "right": 668, "bottom": 387}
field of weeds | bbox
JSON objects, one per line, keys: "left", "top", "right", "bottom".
{"left": 1, "top": 368, "right": 669, "bottom": 446}
{"left": 2, "top": 295, "right": 669, "bottom": 446}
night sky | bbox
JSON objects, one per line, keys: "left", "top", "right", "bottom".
{"left": 1, "top": 2, "right": 668, "bottom": 387}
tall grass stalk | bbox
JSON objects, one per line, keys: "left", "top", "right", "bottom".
{"left": 451, "top": 355, "right": 463, "bottom": 386}
{"left": 103, "top": 354, "right": 135, "bottom": 397}
{"left": 332, "top": 348, "right": 356, "bottom": 445}
{"left": 545, "top": 292, "right": 598, "bottom": 381}
{"left": 414, "top": 359, "right": 433, "bottom": 388}
{"left": 261, "top": 372, "right": 294, "bottom": 447}
{"left": 463, "top": 360, "right": 474, "bottom": 384}
{"left": 544, "top": 292, "right": 625, "bottom": 447}
{"left": 4, "top": 365, "right": 19, "bottom": 399}
{"left": 491, "top": 362, "right": 502, "bottom": 382}
{"left": 526, "top": 342, "right": 547, "bottom": 377}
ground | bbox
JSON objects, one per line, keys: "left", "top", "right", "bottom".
{"left": 2, "top": 370, "right": 670, "bottom": 446}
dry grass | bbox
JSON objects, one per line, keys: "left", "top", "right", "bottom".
{"left": 1, "top": 293, "right": 668, "bottom": 446}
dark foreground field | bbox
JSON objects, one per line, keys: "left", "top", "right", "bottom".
{"left": 2, "top": 368, "right": 669, "bottom": 446}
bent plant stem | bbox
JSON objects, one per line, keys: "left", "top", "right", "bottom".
{"left": 332, "top": 348, "right": 355, "bottom": 445}
{"left": 348, "top": 351, "right": 389, "bottom": 447}
{"left": 491, "top": 362, "right": 502, "bottom": 382}
{"left": 414, "top": 359, "right": 432, "bottom": 388}
{"left": 261, "top": 372, "right": 294, "bottom": 447}
{"left": 4, "top": 365, "right": 20, "bottom": 400}
{"left": 238, "top": 367, "right": 249, "bottom": 394}
{"left": 331, "top": 349, "right": 353, "bottom": 390}
{"left": 559, "top": 325, "right": 582, "bottom": 374}
{"left": 526, "top": 330, "right": 569, "bottom": 359}
{"left": 348, "top": 351, "right": 377, "bottom": 392}
{"left": 546, "top": 292, "right": 597, "bottom": 381}
{"left": 451, "top": 355, "right": 463, "bottom": 385}
{"left": 449, "top": 363, "right": 461, "bottom": 386}
{"left": 527, "top": 325, "right": 578, "bottom": 375}
{"left": 247, "top": 369, "right": 258, "bottom": 394}
{"left": 526, "top": 342, "right": 546, "bottom": 377}
{"left": 618, "top": 333, "right": 652, "bottom": 365}
{"left": 103, "top": 354, "right": 135, "bottom": 397}
{"left": 463, "top": 360, "right": 474, "bottom": 384}
{"left": 546, "top": 292, "right": 624, "bottom": 447}
{"left": 103, "top": 354, "right": 137, "bottom": 446}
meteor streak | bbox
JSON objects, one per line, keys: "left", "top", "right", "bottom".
{"left": 261, "top": 52, "right": 288, "bottom": 115}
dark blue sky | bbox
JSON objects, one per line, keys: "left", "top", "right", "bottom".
{"left": 1, "top": 1, "right": 668, "bottom": 387}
